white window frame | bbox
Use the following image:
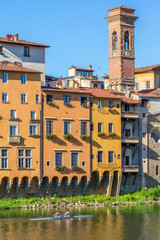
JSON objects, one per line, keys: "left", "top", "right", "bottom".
{"left": 54, "top": 150, "right": 65, "bottom": 168}
{"left": 21, "top": 93, "right": 27, "bottom": 104}
{"left": 2, "top": 92, "right": 8, "bottom": 103}
{"left": 98, "top": 122, "right": 103, "bottom": 133}
{"left": 98, "top": 100, "right": 103, "bottom": 108}
{"left": 109, "top": 123, "right": 114, "bottom": 133}
{"left": 63, "top": 120, "right": 72, "bottom": 135}
{"left": 70, "top": 151, "right": 80, "bottom": 168}
{"left": 46, "top": 94, "right": 54, "bottom": 104}
{"left": 45, "top": 119, "right": 55, "bottom": 134}
{"left": 0, "top": 149, "right": 8, "bottom": 169}
{"left": 29, "top": 124, "right": 38, "bottom": 136}
{"left": 80, "top": 96, "right": 88, "bottom": 107}
{"left": 17, "top": 148, "right": 32, "bottom": 169}
{"left": 80, "top": 121, "right": 89, "bottom": 136}
{"left": 108, "top": 151, "right": 114, "bottom": 163}
{"left": 11, "top": 110, "right": 16, "bottom": 118}
{"left": 31, "top": 111, "right": 36, "bottom": 120}
{"left": 21, "top": 74, "right": 27, "bottom": 84}
{"left": 9, "top": 125, "right": 18, "bottom": 136}
{"left": 97, "top": 151, "right": 104, "bottom": 163}
{"left": 36, "top": 94, "right": 40, "bottom": 104}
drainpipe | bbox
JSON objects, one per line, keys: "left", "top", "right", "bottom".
{"left": 40, "top": 93, "right": 44, "bottom": 180}
{"left": 90, "top": 96, "right": 93, "bottom": 178}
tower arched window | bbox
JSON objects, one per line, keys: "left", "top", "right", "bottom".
{"left": 112, "top": 32, "right": 117, "bottom": 52}
{"left": 156, "top": 165, "right": 159, "bottom": 176}
{"left": 124, "top": 31, "right": 129, "bottom": 50}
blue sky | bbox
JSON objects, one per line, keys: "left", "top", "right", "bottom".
{"left": 2, "top": 0, "right": 160, "bottom": 79}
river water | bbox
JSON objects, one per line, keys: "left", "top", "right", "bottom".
{"left": 0, "top": 205, "right": 160, "bottom": 240}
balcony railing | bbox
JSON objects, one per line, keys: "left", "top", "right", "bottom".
{"left": 121, "top": 111, "right": 139, "bottom": 119}
{"left": 8, "top": 135, "right": 21, "bottom": 144}
{"left": 121, "top": 136, "right": 139, "bottom": 144}
{"left": 122, "top": 165, "right": 139, "bottom": 173}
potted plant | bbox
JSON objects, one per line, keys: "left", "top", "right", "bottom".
{"left": 108, "top": 132, "right": 116, "bottom": 136}
{"left": 98, "top": 132, "right": 105, "bottom": 136}
{"left": 64, "top": 134, "right": 73, "bottom": 140}
{"left": 80, "top": 135, "right": 90, "bottom": 140}
{"left": 71, "top": 166, "right": 81, "bottom": 172}
{"left": 55, "top": 165, "right": 66, "bottom": 171}
{"left": 45, "top": 134, "right": 57, "bottom": 139}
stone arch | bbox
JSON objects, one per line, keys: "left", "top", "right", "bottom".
{"left": 8, "top": 177, "right": 19, "bottom": 198}
{"left": 0, "top": 177, "right": 9, "bottom": 198}
{"left": 86, "top": 171, "right": 100, "bottom": 195}
{"left": 27, "top": 176, "right": 39, "bottom": 197}
{"left": 57, "top": 176, "right": 68, "bottom": 197}
{"left": 151, "top": 126, "right": 160, "bottom": 143}
{"left": 111, "top": 171, "right": 119, "bottom": 196}
{"left": 112, "top": 31, "right": 117, "bottom": 50}
{"left": 66, "top": 176, "right": 78, "bottom": 197}
{"left": 74, "top": 175, "right": 87, "bottom": 196}
{"left": 46, "top": 176, "right": 59, "bottom": 197}
{"left": 124, "top": 31, "right": 129, "bottom": 50}
{"left": 17, "top": 176, "right": 29, "bottom": 198}
{"left": 98, "top": 171, "right": 110, "bottom": 194}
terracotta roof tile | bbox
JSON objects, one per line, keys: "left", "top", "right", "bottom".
{"left": 0, "top": 65, "right": 41, "bottom": 73}
{"left": 41, "top": 87, "right": 90, "bottom": 94}
{"left": 121, "top": 96, "right": 139, "bottom": 104}
{"left": 135, "top": 64, "right": 160, "bottom": 73}
{"left": 84, "top": 88, "right": 121, "bottom": 99}
{"left": 0, "top": 37, "right": 49, "bottom": 47}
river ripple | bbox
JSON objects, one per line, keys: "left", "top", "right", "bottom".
{"left": 0, "top": 205, "right": 160, "bottom": 240}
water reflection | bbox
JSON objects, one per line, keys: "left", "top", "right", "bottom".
{"left": 0, "top": 205, "right": 159, "bottom": 240}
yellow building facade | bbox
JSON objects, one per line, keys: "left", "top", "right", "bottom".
{"left": 86, "top": 89, "right": 122, "bottom": 196}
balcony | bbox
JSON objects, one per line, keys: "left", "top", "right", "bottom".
{"left": 122, "top": 165, "right": 139, "bottom": 173}
{"left": 8, "top": 135, "right": 21, "bottom": 144}
{"left": 121, "top": 136, "right": 139, "bottom": 144}
{"left": 122, "top": 111, "right": 139, "bottom": 119}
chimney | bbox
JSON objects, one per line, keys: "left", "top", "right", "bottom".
{"left": 6, "top": 34, "right": 12, "bottom": 41}
{"left": 14, "top": 34, "right": 18, "bottom": 41}
{"left": 88, "top": 64, "right": 92, "bottom": 70}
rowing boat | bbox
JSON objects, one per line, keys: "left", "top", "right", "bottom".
{"left": 30, "top": 215, "right": 94, "bottom": 221}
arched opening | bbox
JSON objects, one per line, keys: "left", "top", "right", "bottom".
{"left": 57, "top": 176, "right": 68, "bottom": 197}
{"left": 98, "top": 171, "right": 110, "bottom": 194}
{"left": 111, "top": 171, "right": 119, "bottom": 196}
{"left": 17, "top": 176, "right": 29, "bottom": 198}
{"left": 27, "top": 176, "right": 39, "bottom": 197}
{"left": 151, "top": 127, "right": 160, "bottom": 143}
{"left": 124, "top": 31, "right": 129, "bottom": 50}
{"left": 86, "top": 171, "right": 100, "bottom": 195}
{"left": 0, "top": 177, "right": 9, "bottom": 198}
{"left": 8, "top": 177, "right": 19, "bottom": 198}
{"left": 36, "top": 176, "right": 49, "bottom": 198}
{"left": 112, "top": 31, "right": 117, "bottom": 50}
{"left": 67, "top": 176, "right": 78, "bottom": 197}
{"left": 75, "top": 176, "right": 87, "bottom": 196}
{"left": 46, "top": 176, "right": 59, "bottom": 196}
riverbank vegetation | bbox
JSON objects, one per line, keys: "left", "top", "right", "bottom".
{"left": 1, "top": 187, "right": 160, "bottom": 209}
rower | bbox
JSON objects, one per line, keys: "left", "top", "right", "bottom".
{"left": 63, "top": 209, "right": 70, "bottom": 217}
{"left": 53, "top": 211, "right": 61, "bottom": 218}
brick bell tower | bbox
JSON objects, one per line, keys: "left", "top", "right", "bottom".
{"left": 105, "top": 5, "right": 138, "bottom": 91}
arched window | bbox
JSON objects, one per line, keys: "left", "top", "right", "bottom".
{"left": 156, "top": 165, "right": 158, "bottom": 176}
{"left": 124, "top": 31, "right": 129, "bottom": 50}
{"left": 112, "top": 32, "right": 117, "bottom": 51}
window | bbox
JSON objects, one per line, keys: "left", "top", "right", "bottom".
{"left": 31, "top": 111, "right": 36, "bottom": 120}
{"left": 97, "top": 151, "right": 103, "bottom": 163}
{"left": 64, "top": 121, "right": 71, "bottom": 134}
{"left": 124, "top": 31, "right": 129, "bottom": 50}
{"left": 98, "top": 100, "right": 103, "bottom": 108}
{"left": 93, "top": 83, "right": 98, "bottom": 88}
{"left": 55, "top": 153, "right": 62, "bottom": 167}
{"left": 11, "top": 110, "right": 16, "bottom": 118}
{"left": 46, "top": 94, "right": 54, "bottom": 104}
{"left": 63, "top": 95, "right": 71, "bottom": 105}
{"left": 156, "top": 165, "right": 159, "bottom": 176}
{"left": 109, "top": 101, "right": 113, "bottom": 109}
{"left": 108, "top": 151, "right": 114, "bottom": 163}
{"left": 0, "top": 46, "right": 3, "bottom": 53}
{"left": 98, "top": 123, "right": 103, "bottom": 133}
{"left": 18, "top": 149, "right": 32, "bottom": 168}
{"left": 90, "top": 124, "right": 94, "bottom": 131}
{"left": 117, "top": 104, "right": 120, "bottom": 108}
{"left": 109, "top": 123, "right": 113, "bottom": 133}
{"left": 21, "top": 94, "right": 27, "bottom": 104}
{"left": 24, "top": 47, "right": 30, "bottom": 56}
{"left": 81, "top": 121, "right": 87, "bottom": 135}
{"left": 143, "top": 113, "right": 146, "bottom": 118}
{"left": 2, "top": 73, "right": 8, "bottom": 83}
{"left": 10, "top": 125, "right": 17, "bottom": 136}
{"left": 71, "top": 153, "right": 78, "bottom": 167}
{"left": 21, "top": 74, "right": 27, "bottom": 84}
{"left": 80, "top": 96, "right": 88, "bottom": 106}
{"left": 125, "top": 105, "right": 130, "bottom": 111}
{"left": 46, "top": 161, "right": 51, "bottom": 167}
{"left": 143, "top": 133, "right": 146, "bottom": 138}
{"left": 82, "top": 161, "right": 86, "bottom": 167}
{"left": 135, "top": 82, "right": 139, "bottom": 90}
{"left": 2, "top": 92, "right": 8, "bottom": 103}
{"left": 1, "top": 149, "right": 8, "bottom": 169}
{"left": 29, "top": 124, "right": 38, "bottom": 135}
{"left": 46, "top": 120, "right": 54, "bottom": 134}
{"left": 125, "top": 129, "right": 131, "bottom": 137}
{"left": 36, "top": 94, "right": 40, "bottom": 104}
{"left": 146, "top": 81, "right": 150, "bottom": 89}
{"left": 112, "top": 31, "right": 117, "bottom": 51}
{"left": 101, "top": 84, "right": 104, "bottom": 89}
